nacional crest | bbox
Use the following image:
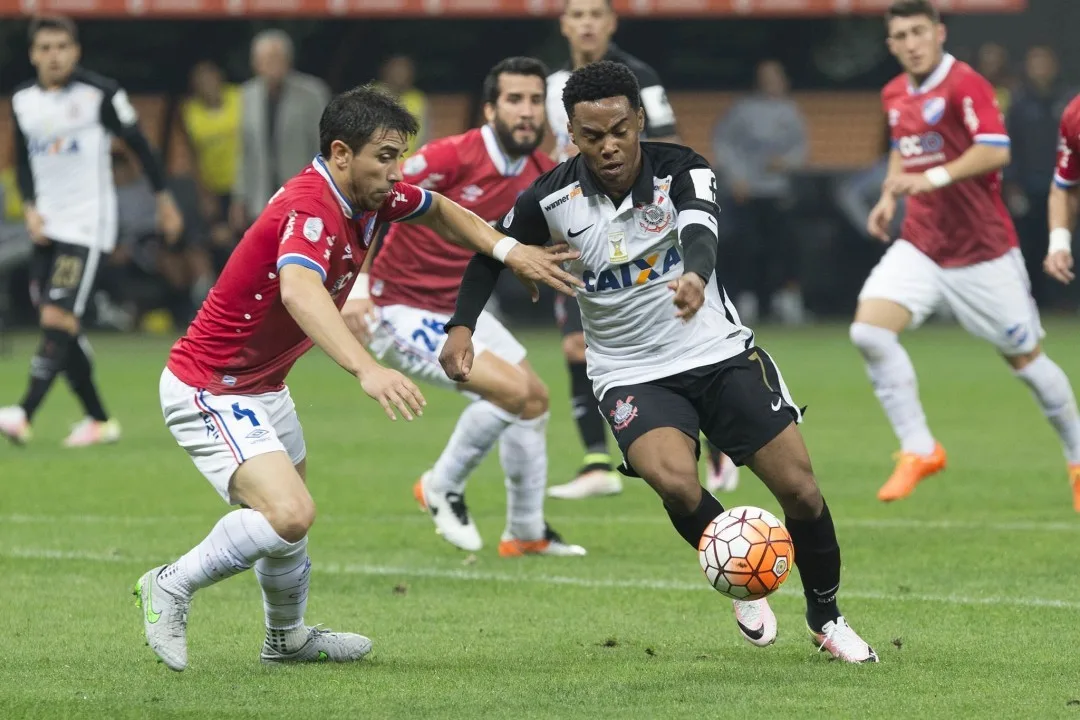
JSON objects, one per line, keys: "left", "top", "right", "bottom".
{"left": 922, "top": 96, "right": 946, "bottom": 126}
{"left": 609, "top": 395, "right": 639, "bottom": 431}
{"left": 638, "top": 203, "right": 671, "bottom": 233}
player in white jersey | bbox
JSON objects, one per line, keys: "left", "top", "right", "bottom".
{"left": 0, "top": 16, "right": 183, "bottom": 448}
{"left": 441, "top": 61, "right": 877, "bottom": 663}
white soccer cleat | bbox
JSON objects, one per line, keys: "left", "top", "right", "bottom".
{"left": 133, "top": 565, "right": 190, "bottom": 672}
{"left": 809, "top": 617, "right": 879, "bottom": 663}
{"left": 547, "top": 469, "right": 623, "bottom": 499}
{"left": 260, "top": 625, "right": 373, "bottom": 664}
{"left": 707, "top": 453, "right": 740, "bottom": 493}
{"left": 62, "top": 417, "right": 121, "bottom": 447}
{"left": 416, "top": 471, "right": 483, "bottom": 552}
{"left": 0, "top": 405, "right": 31, "bottom": 445}
{"left": 498, "top": 523, "right": 587, "bottom": 557}
{"left": 732, "top": 598, "right": 777, "bottom": 647}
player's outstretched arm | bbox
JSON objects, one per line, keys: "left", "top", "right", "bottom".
{"left": 1046, "top": 183, "right": 1079, "bottom": 284}
{"left": 279, "top": 264, "right": 426, "bottom": 420}
{"left": 409, "top": 192, "right": 582, "bottom": 297}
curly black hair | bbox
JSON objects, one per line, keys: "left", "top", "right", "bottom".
{"left": 561, "top": 60, "right": 641, "bottom": 120}
{"left": 319, "top": 83, "right": 419, "bottom": 157}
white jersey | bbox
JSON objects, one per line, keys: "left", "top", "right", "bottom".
{"left": 546, "top": 44, "right": 677, "bottom": 162}
{"left": 496, "top": 142, "right": 750, "bottom": 399}
{"left": 11, "top": 69, "right": 143, "bottom": 251}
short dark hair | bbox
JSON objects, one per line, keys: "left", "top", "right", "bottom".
{"left": 562, "top": 60, "right": 641, "bottom": 120}
{"left": 885, "top": 0, "right": 941, "bottom": 26}
{"left": 319, "top": 83, "right": 420, "bottom": 158}
{"left": 28, "top": 15, "right": 78, "bottom": 45}
{"left": 562, "top": 0, "right": 614, "bottom": 11}
{"left": 482, "top": 57, "right": 549, "bottom": 106}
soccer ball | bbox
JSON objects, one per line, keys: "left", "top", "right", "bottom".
{"left": 698, "top": 506, "right": 794, "bottom": 600}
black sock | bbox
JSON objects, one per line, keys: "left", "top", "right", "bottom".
{"left": 569, "top": 360, "right": 611, "bottom": 471}
{"left": 64, "top": 335, "right": 109, "bottom": 422}
{"left": 20, "top": 328, "right": 73, "bottom": 422}
{"left": 665, "top": 487, "right": 725, "bottom": 549}
{"left": 785, "top": 499, "right": 842, "bottom": 631}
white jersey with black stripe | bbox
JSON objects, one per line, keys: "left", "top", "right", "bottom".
{"left": 547, "top": 44, "right": 677, "bottom": 163}
{"left": 496, "top": 142, "right": 751, "bottom": 399}
{"left": 11, "top": 69, "right": 137, "bottom": 251}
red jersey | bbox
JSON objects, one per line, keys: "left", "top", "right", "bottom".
{"left": 168, "top": 157, "right": 432, "bottom": 394}
{"left": 370, "top": 125, "right": 555, "bottom": 314}
{"left": 1053, "top": 94, "right": 1080, "bottom": 190}
{"left": 884, "top": 54, "right": 1017, "bottom": 268}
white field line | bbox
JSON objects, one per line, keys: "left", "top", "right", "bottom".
{"left": 4, "top": 546, "right": 1080, "bottom": 611}
{"left": 1, "top": 513, "right": 1078, "bottom": 534}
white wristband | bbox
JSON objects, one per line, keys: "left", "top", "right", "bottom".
{"left": 1049, "top": 228, "right": 1073, "bottom": 254}
{"left": 924, "top": 166, "right": 953, "bottom": 189}
{"left": 492, "top": 236, "right": 520, "bottom": 263}
{"left": 347, "top": 273, "right": 370, "bottom": 300}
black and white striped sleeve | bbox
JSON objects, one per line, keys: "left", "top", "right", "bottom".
{"left": 670, "top": 163, "right": 720, "bottom": 282}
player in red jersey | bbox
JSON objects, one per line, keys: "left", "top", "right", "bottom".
{"left": 1045, "top": 93, "right": 1080, "bottom": 288}
{"left": 341, "top": 58, "right": 586, "bottom": 558}
{"left": 132, "top": 85, "right": 582, "bottom": 672}
{"left": 852, "top": 0, "right": 1080, "bottom": 506}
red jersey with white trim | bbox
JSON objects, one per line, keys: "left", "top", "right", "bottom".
{"left": 371, "top": 125, "right": 555, "bottom": 314}
{"left": 1053, "top": 94, "right": 1080, "bottom": 190}
{"left": 883, "top": 54, "right": 1017, "bottom": 267}
{"left": 168, "top": 157, "right": 431, "bottom": 394}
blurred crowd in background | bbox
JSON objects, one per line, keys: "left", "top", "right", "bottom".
{"left": 0, "top": 7, "right": 1077, "bottom": 335}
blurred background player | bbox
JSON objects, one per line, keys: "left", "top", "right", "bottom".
{"left": 443, "top": 61, "right": 877, "bottom": 663}
{"left": 544, "top": 0, "right": 685, "bottom": 499}
{"left": 0, "top": 16, "right": 183, "bottom": 447}
{"left": 136, "top": 85, "right": 582, "bottom": 672}
{"left": 342, "top": 57, "right": 586, "bottom": 557}
{"left": 851, "top": 0, "right": 1080, "bottom": 506}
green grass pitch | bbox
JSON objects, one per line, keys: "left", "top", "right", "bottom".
{"left": 2, "top": 322, "right": 1079, "bottom": 718}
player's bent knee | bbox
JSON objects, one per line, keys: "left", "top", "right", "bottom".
{"left": 773, "top": 477, "right": 823, "bottom": 521}
{"left": 852, "top": 299, "right": 911, "bottom": 335}
{"left": 263, "top": 492, "right": 316, "bottom": 543}
{"left": 1003, "top": 346, "right": 1042, "bottom": 371}
{"left": 849, "top": 322, "right": 898, "bottom": 361}
{"left": 40, "top": 305, "right": 78, "bottom": 333}
{"left": 561, "top": 333, "right": 586, "bottom": 363}
{"left": 521, "top": 375, "right": 550, "bottom": 419}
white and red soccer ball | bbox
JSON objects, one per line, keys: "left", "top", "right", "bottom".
{"left": 698, "top": 506, "right": 794, "bottom": 600}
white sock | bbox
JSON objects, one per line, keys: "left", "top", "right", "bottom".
{"left": 1014, "top": 353, "right": 1080, "bottom": 464}
{"left": 498, "top": 412, "right": 549, "bottom": 541}
{"left": 157, "top": 509, "right": 291, "bottom": 601}
{"left": 255, "top": 535, "right": 310, "bottom": 630}
{"left": 850, "top": 323, "right": 936, "bottom": 456}
{"left": 429, "top": 400, "right": 518, "bottom": 494}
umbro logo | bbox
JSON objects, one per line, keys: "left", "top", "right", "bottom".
{"left": 567, "top": 225, "right": 593, "bottom": 238}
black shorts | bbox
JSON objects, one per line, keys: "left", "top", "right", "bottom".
{"left": 598, "top": 347, "right": 803, "bottom": 477}
{"left": 554, "top": 294, "right": 583, "bottom": 337}
{"left": 31, "top": 241, "right": 100, "bottom": 318}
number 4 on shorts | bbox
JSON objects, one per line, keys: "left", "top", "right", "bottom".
{"left": 232, "top": 403, "right": 260, "bottom": 427}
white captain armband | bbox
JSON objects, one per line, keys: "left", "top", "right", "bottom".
{"left": 923, "top": 166, "right": 953, "bottom": 189}
{"left": 348, "top": 273, "right": 370, "bottom": 300}
{"left": 1049, "top": 228, "right": 1073, "bottom": 254}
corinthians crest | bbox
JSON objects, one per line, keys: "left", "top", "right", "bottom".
{"left": 638, "top": 202, "right": 671, "bottom": 233}
{"left": 609, "top": 395, "right": 638, "bottom": 431}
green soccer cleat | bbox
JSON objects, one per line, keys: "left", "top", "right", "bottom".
{"left": 133, "top": 565, "right": 190, "bottom": 672}
{"left": 260, "top": 625, "right": 373, "bottom": 664}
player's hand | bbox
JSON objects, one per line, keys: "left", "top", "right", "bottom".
{"left": 342, "top": 298, "right": 377, "bottom": 345}
{"left": 1045, "top": 250, "right": 1075, "bottom": 284}
{"left": 358, "top": 364, "right": 426, "bottom": 421}
{"left": 885, "top": 172, "right": 935, "bottom": 197}
{"left": 24, "top": 206, "right": 47, "bottom": 245}
{"left": 157, "top": 193, "right": 184, "bottom": 246}
{"left": 439, "top": 326, "right": 475, "bottom": 383}
{"left": 504, "top": 242, "right": 583, "bottom": 301}
{"left": 867, "top": 195, "right": 897, "bottom": 243}
{"left": 669, "top": 272, "right": 707, "bottom": 321}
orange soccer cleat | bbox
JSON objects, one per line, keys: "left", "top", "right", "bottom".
{"left": 1069, "top": 465, "right": 1080, "bottom": 513}
{"left": 876, "top": 442, "right": 947, "bottom": 502}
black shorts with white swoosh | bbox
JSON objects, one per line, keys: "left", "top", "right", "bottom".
{"left": 597, "top": 347, "right": 803, "bottom": 476}
{"left": 34, "top": 241, "right": 100, "bottom": 318}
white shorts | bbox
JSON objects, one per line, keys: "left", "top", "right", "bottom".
{"left": 859, "top": 241, "right": 1044, "bottom": 355}
{"left": 159, "top": 368, "right": 307, "bottom": 504}
{"left": 367, "top": 304, "right": 527, "bottom": 393}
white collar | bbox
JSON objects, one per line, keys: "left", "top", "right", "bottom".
{"left": 908, "top": 53, "right": 955, "bottom": 95}
{"left": 312, "top": 155, "right": 357, "bottom": 218}
{"left": 481, "top": 124, "right": 527, "bottom": 177}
